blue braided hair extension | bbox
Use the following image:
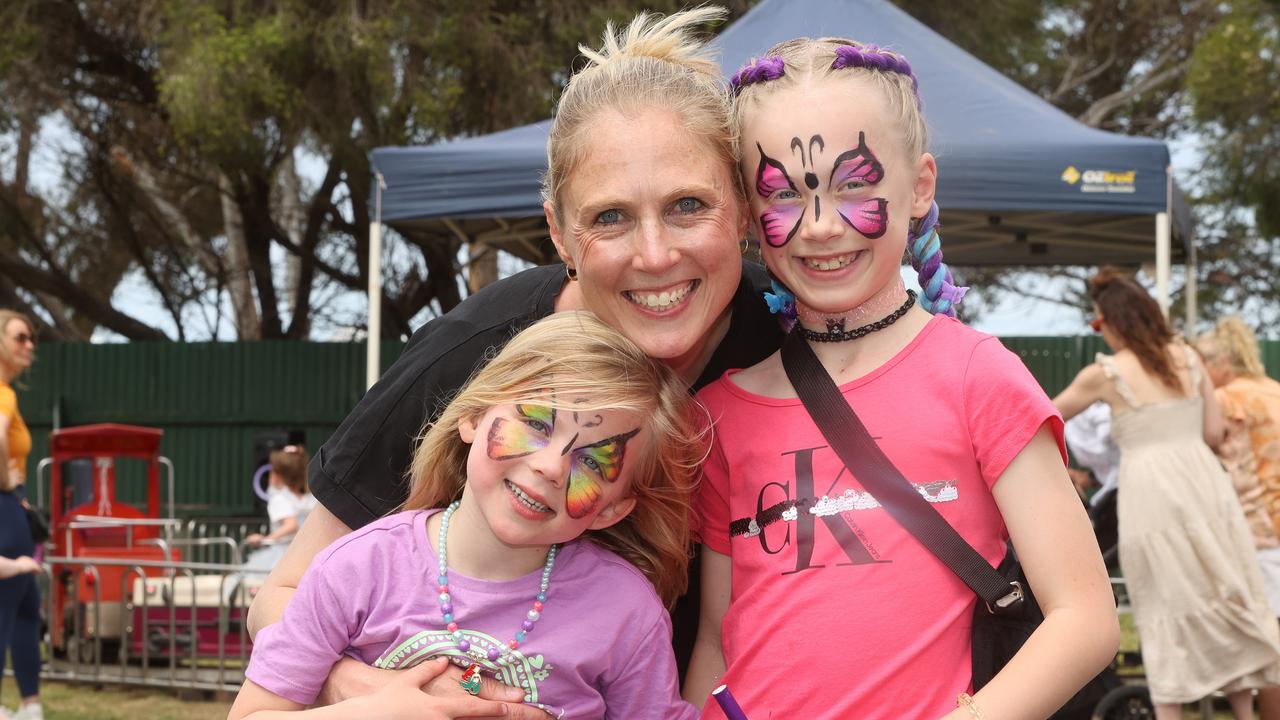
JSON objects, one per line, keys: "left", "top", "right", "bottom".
{"left": 908, "top": 202, "right": 967, "bottom": 317}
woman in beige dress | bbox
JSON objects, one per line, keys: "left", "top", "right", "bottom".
{"left": 1055, "top": 268, "right": 1280, "bottom": 720}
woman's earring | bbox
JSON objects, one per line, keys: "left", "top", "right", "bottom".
{"left": 565, "top": 265, "right": 578, "bottom": 281}
{"left": 908, "top": 217, "right": 921, "bottom": 237}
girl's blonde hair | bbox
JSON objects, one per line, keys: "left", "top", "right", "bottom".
{"left": 403, "top": 312, "right": 707, "bottom": 607}
{"left": 1198, "top": 316, "right": 1267, "bottom": 378}
{"left": 732, "top": 38, "right": 928, "bottom": 158}
{"left": 269, "top": 445, "right": 309, "bottom": 495}
{"left": 0, "top": 310, "right": 35, "bottom": 379}
{"left": 542, "top": 6, "right": 738, "bottom": 212}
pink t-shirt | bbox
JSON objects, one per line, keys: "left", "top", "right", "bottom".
{"left": 695, "top": 316, "right": 1065, "bottom": 720}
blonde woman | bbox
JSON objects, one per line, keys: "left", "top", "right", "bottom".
{"left": 0, "top": 309, "right": 41, "bottom": 720}
{"left": 1198, "top": 316, "right": 1280, "bottom": 719}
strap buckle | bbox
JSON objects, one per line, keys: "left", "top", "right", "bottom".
{"left": 986, "top": 581, "right": 1024, "bottom": 614}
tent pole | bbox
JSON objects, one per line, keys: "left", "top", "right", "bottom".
{"left": 1185, "top": 241, "right": 1198, "bottom": 337}
{"left": 1155, "top": 211, "right": 1170, "bottom": 318}
{"left": 367, "top": 172, "right": 386, "bottom": 390}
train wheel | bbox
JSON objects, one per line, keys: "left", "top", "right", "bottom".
{"left": 1092, "top": 684, "right": 1154, "bottom": 719}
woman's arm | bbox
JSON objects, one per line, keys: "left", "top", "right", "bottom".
{"left": 0, "top": 412, "right": 12, "bottom": 491}
{"left": 939, "top": 424, "right": 1119, "bottom": 720}
{"left": 683, "top": 545, "right": 732, "bottom": 708}
{"left": 0, "top": 556, "right": 41, "bottom": 579}
{"left": 1052, "top": 363, "right": 1107, "bottom": 423}
{"left": 1195, "top": 355, "right": 1227, "bottom": 447}
{"left": 247, "top": 505, "right": 351, "bottom": 638}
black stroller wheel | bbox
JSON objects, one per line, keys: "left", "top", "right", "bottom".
{"left": 1091, "top": 684, "right": 1154, "bottom": 719}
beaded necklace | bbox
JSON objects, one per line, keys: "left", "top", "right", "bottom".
{"left": 796, "top": 290, "right": 916, "bottom": 343}
{"left": 436, "top": 500, "right": 557, "bottom": 665}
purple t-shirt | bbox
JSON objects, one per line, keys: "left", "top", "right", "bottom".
{"left": 247, "top": 509, "right": 696, "bottom": 720}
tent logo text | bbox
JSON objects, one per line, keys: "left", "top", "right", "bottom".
{"left": 1061, "top": 166, "right": 1136, "bottom": 194}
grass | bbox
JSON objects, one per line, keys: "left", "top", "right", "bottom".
{"left": 2, "top": 677, "right": 230, "bottom": 720}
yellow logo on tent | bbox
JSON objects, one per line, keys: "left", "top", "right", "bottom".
{"left": 1063, "top": 166, "right": 1137, "bottom": 194}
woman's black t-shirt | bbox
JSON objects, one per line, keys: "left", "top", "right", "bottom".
{"left": 309, "top": 261, "right": 782, "bottom": 528}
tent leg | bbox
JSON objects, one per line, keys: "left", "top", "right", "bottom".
{"left": 367, "top": 219, "right": 383, "bottom": 390}
{"left": 1155, "top": 211, "right": 1171, "bottom": 319}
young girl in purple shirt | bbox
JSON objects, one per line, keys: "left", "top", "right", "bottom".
{"left": 230, "top": 312, "right": 704, "bottom": 720}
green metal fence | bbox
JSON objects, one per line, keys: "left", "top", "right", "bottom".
{"left": 15, "top": 341, "right": 405, "bottom": 517}
{"left": 13, "top": 337, "right": 1280, "bottom": 517}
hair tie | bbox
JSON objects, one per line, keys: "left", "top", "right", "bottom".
{"left": 730, "top": 55, "right": 786, "bottom": 95}
{"left": 763, "top": 279, "right": 798, "bottom": 329}
{"left": 830, "top": 44, "right": 921, "bottom": 109}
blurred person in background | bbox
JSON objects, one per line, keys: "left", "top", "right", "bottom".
{"left": 1198, "top": 316, "right": 1280, "bottom": 718}
{"left": 0, "top": 310, "right": 42, "bottom": 720}
{"left": 1064, "top": 401, "right": 1120, "bottom": 565}
{"left": 1055, "top": 269, "right": 1280, "bottom": 720}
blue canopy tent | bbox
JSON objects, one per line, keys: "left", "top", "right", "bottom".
{"left": 369, "top": 0, "right": 1194, "bottom": 314}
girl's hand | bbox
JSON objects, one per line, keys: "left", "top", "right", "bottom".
{"left": 318, "top": 656, "right": 547, "bottom": 720}
{"left": 245, "top": 533, "right": 265, "bottom": 547}
{"left": 13, "top": 556, "right": 42, "bottom": 575}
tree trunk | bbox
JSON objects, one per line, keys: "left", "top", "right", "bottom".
{"left": 467, "top": 241, "right": 498, "bottom": 292}
{"left": 218, "top": 171, "right": 261, "bottom": 340}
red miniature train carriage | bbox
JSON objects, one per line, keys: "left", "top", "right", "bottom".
{"left": 44, "top": 423, "right": 177, "bottom": 657}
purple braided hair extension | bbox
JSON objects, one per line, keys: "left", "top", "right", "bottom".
{"left": 908, "top": 201, "right": 968, "bottom": 317}
{"left": 830, "top": 44, "right": 921, "bottom": 109}
{"left": 730, "top": 56, "right": 786, "bottom": 95}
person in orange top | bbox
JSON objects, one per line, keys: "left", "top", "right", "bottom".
{"left": 0, "top": 309, "right": 41, "bottom": 720}
{"left": 1199, "top": 317, "right": 1280, "bottom": 540}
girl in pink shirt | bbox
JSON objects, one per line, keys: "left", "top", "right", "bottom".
{"left": 230, "top": 312, "right": 704, "bottom": 720}
{"left": 683, "top": 38, "right": 1119, "bottom": 720}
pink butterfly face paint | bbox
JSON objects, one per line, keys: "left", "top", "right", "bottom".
{"left": 755, "top": 143, "right": 803, "bottom": 248}
{"left": 831, "top": 132, "right": 889, "bottom": 239}
{"left": 487, "top": 404, "right": 555, "bottom": 460}
{"left": 564, "top": 428, "right": 640, "bottom": 518}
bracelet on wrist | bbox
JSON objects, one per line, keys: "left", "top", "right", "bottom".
{"left": 957, "top": 692, "right": 984, "bottom": 720}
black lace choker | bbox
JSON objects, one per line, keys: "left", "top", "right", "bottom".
{"left": 796, "top": 290, "right": 916, "bottom": 343}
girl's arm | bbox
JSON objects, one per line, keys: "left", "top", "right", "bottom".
{"left": 1194, "top": 355, "right": 1226, "bottom": 447}
{"left": 683, "top": 545, "right": 732, "bottom": 708}
{"left": 1052, "top": 363, "right": 1107, "bottom": 422}
{"left": 939, "top": 424, "right": 1119, "bottom": 720}
{"left": 228, "top": 659, "right": 513, "bottom": 720}
{"left": 247, "top": 516, "right": 299, "bottom": 546}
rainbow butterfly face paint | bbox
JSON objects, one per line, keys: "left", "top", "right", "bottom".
{"left": 487, "top": 404, "right": 557, "bottom": 460}
{"left": 485, "top": 403, "right": 641, "bottom": 519}
{"left": 564, "top": 428, "right": 640, "bottom": 518}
